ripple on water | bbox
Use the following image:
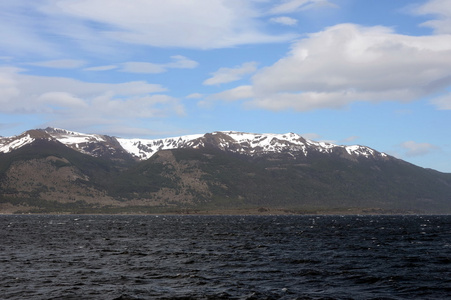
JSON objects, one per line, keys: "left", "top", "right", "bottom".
{"left": 1, "top": 215, "right": 450, "bottom": 299}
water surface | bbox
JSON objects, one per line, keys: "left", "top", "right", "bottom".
{"left": 1, "top": 215, "right": 450, "bottom": 299}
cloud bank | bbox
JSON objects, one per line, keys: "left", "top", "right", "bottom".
{"left": 214, "top": 23, "right": 451, "bottom": 111}
{"left": 0, "top": 0, "right": 300, "bottom": 57}
{"left": 0, "top": 67, "right": 183, "bottom": 133}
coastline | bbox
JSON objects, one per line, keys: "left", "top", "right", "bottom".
{"left": 0, "top": 206, "right": 437, "bottom": 216}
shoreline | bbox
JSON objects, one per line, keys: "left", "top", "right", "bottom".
{"left": 0, "top": 207, "right": 443, "bottom": 216}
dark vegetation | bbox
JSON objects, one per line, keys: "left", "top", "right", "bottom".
{"left": 1, "top": 139, "right": 451, "bottom": 214}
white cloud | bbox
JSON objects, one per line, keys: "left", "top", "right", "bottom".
{"left": 0, "top": 1, "right": 60, "bottom": 57}
{"left": 269, "top": 0, "right": 337, "bottom": 15}
{"left": 37, "top": 0, "right": 297, "bottom": 51}
{"left": 0, "top": 68, "right": 183, "bottom": 127}
{"left": 83, "top": 56, "right": 198, "bottom": 74}
{"left": 400, "top": 141, "right": 439, "bottom": 157}
{"left": 204, "top": 62, "right": 258, "bottom": 85}
{"left": 166, "top": 55, "right": 199, "bottom": 69}
{"left": 414, "top": 0, "right": 451, "bottom": 34}
{"left": 199, "top": 85, "right": 253, "bottom": 110}
{"left": 37, "top": 92, "right": 88, "bottom": 109}
{"left": 84, "top": 65, "right": 118, "bottom": 71}
{"left": 431, "top": 92, "right": 451, "bottom": 109}
{"left": 89, "top": 93, "right": 185, "bottom": 118}
{"left": 121, "top": 56, "right": 198, "bottom": 74}
{"left": 0, "top": 67, "right": 22, "bottom": 101}
{"left": 341, "top": 136, "right": 359, "bottom": 143}
{"left": 301, "top": 132, "right": 321, "bottom": 140}
{"left": 186, "top": 93, "right": 204, "bottom": 99}
{"left": 121, "top": 62, "right": 166, "bottom": 74}
{"left": 236, "top": 23, "right": 451, "bottom": 111}
{"left": 270, "top": 16, "right": 298, "bottom": 26}
{"left": 26, "top": 59, "right": 86, "bottom": 69}
{"left": 0, "top": 0, "right": 344, "bottom": 57}
{"left": 210, "top": 85, "right": 254, "bottom": 101}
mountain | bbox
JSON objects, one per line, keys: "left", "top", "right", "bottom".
{"left": 1, "top": 128, "right": 389, "bottom": 161}
{"left": 0, "top": 128, "right": 133, "bottom": 160}
{"left": 1, "top": 128, "right": 450, "bottom": 214}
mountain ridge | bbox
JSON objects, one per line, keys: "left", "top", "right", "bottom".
{"left": 0, "top": 127, "right": 450, "bottom": 214}
{"left": 0, "top": 127, "right": 390, "bottom": 163}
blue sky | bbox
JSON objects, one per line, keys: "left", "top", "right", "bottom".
{"left": 1, "top": 0, "right": 451, "bottom": 172}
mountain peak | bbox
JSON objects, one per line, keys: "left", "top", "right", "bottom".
{"left": 0, "top": 127, "right": 388, "bottom": 161}
{"left": 0, "top": 129, "right": 54, "bottom": 153}
{"left": 41, "top": 127, "right": 81, "bottom": 136}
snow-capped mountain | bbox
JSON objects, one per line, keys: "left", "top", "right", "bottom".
{"left": 0, "top": 127, "right": 388, "bottom": 161}
{"left": 2, "top": 127, "right": 451, "bottom": 215}
{"left": 116, "top": 133, "right": 204, "bottom": 160}
{"left": 0, "top": 128, "right": 129, "bottom": 159}
{"left": 0, "top": 132, "right": 36, "bottom": 153}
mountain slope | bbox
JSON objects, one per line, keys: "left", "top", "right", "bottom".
{"left": 115, "top": 130, "right": 389, "bottom": 161}
{"left": 1, "top": 128, "right": 389, "bottom": 161}
{"left": 0, "top": 128, "right": 450, "bottom": 214}
{"left": 0, "top": 138, "right": 119, "bottom": 212}
{"left": 165, "top": 147, "right": 451, "bottom": 213}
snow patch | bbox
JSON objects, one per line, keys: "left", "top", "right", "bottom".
{"left": 117, "top": 134, "right": 204, "bottom": 160}
{"left": 45, "top": 128, "right": 106, "bottom": 145}
{"left": 0, "top": 134, "right": 35, "bottom": 153}
{"left": 0, "top": 128, "right": 388, "bottom": 161}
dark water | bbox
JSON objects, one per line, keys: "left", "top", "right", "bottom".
{"left": 1, "top": 215, "right": 450, "bottom": 300}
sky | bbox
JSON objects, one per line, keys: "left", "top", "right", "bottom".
{"left": 1, "top": 0, "right": 451, "bottom": 173}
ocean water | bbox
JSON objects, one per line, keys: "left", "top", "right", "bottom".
{"left": 1, "top": 215, "right": 450, "bottom": 300}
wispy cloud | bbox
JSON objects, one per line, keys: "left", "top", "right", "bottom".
{"left": 82, "top": 56, "right": 199, "bottom": 74}
{"left": 84, "top": 65, "right": 118, "bottom": 71}
{"left": 0, "top": 1, "right": 59, "bottom": 57}
{"left": 209, "top": 85, "right": 254, "bottom": 101}
{"left": 400, "top": 141, "right": 439, "bottom": 157}
{"left": 26, "top": 59, "right": 86, "bottom": 69}
{"left": 301, "top": 132, "right": 322, "bottom": 141}
{"left": 341, "top": 136, "right": 360, "bottom": 143}
{"left": 120, "top": 56, "right": 198, "bottom": 74}
{"left": 165, "top": 55, "right": 199, "bottom": 69}
{"left": 413, "top": 0, "right": 451, "bottom": 34}
{"left": 269, "top": 0, "right": 337, "bottom": 15}
{"left": 270, "top": 16, "right": 298, "bottom": 26}
{"left": 0, "top": 0, "right": 337, "bottom": 60}
{"left": 431, "top": 92, "right": 451, "bottom": 110}
{"left": 204, "top": 62, "right": 258, "bottom": 86}
{"left": 29, "top": 0, "right": 297, "bottom": 53}
{"left": 120, "top": 62, "right": 166, "bottom": 74}
{"left": 186, "top": 93, "right": 204, "bottom": 99}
